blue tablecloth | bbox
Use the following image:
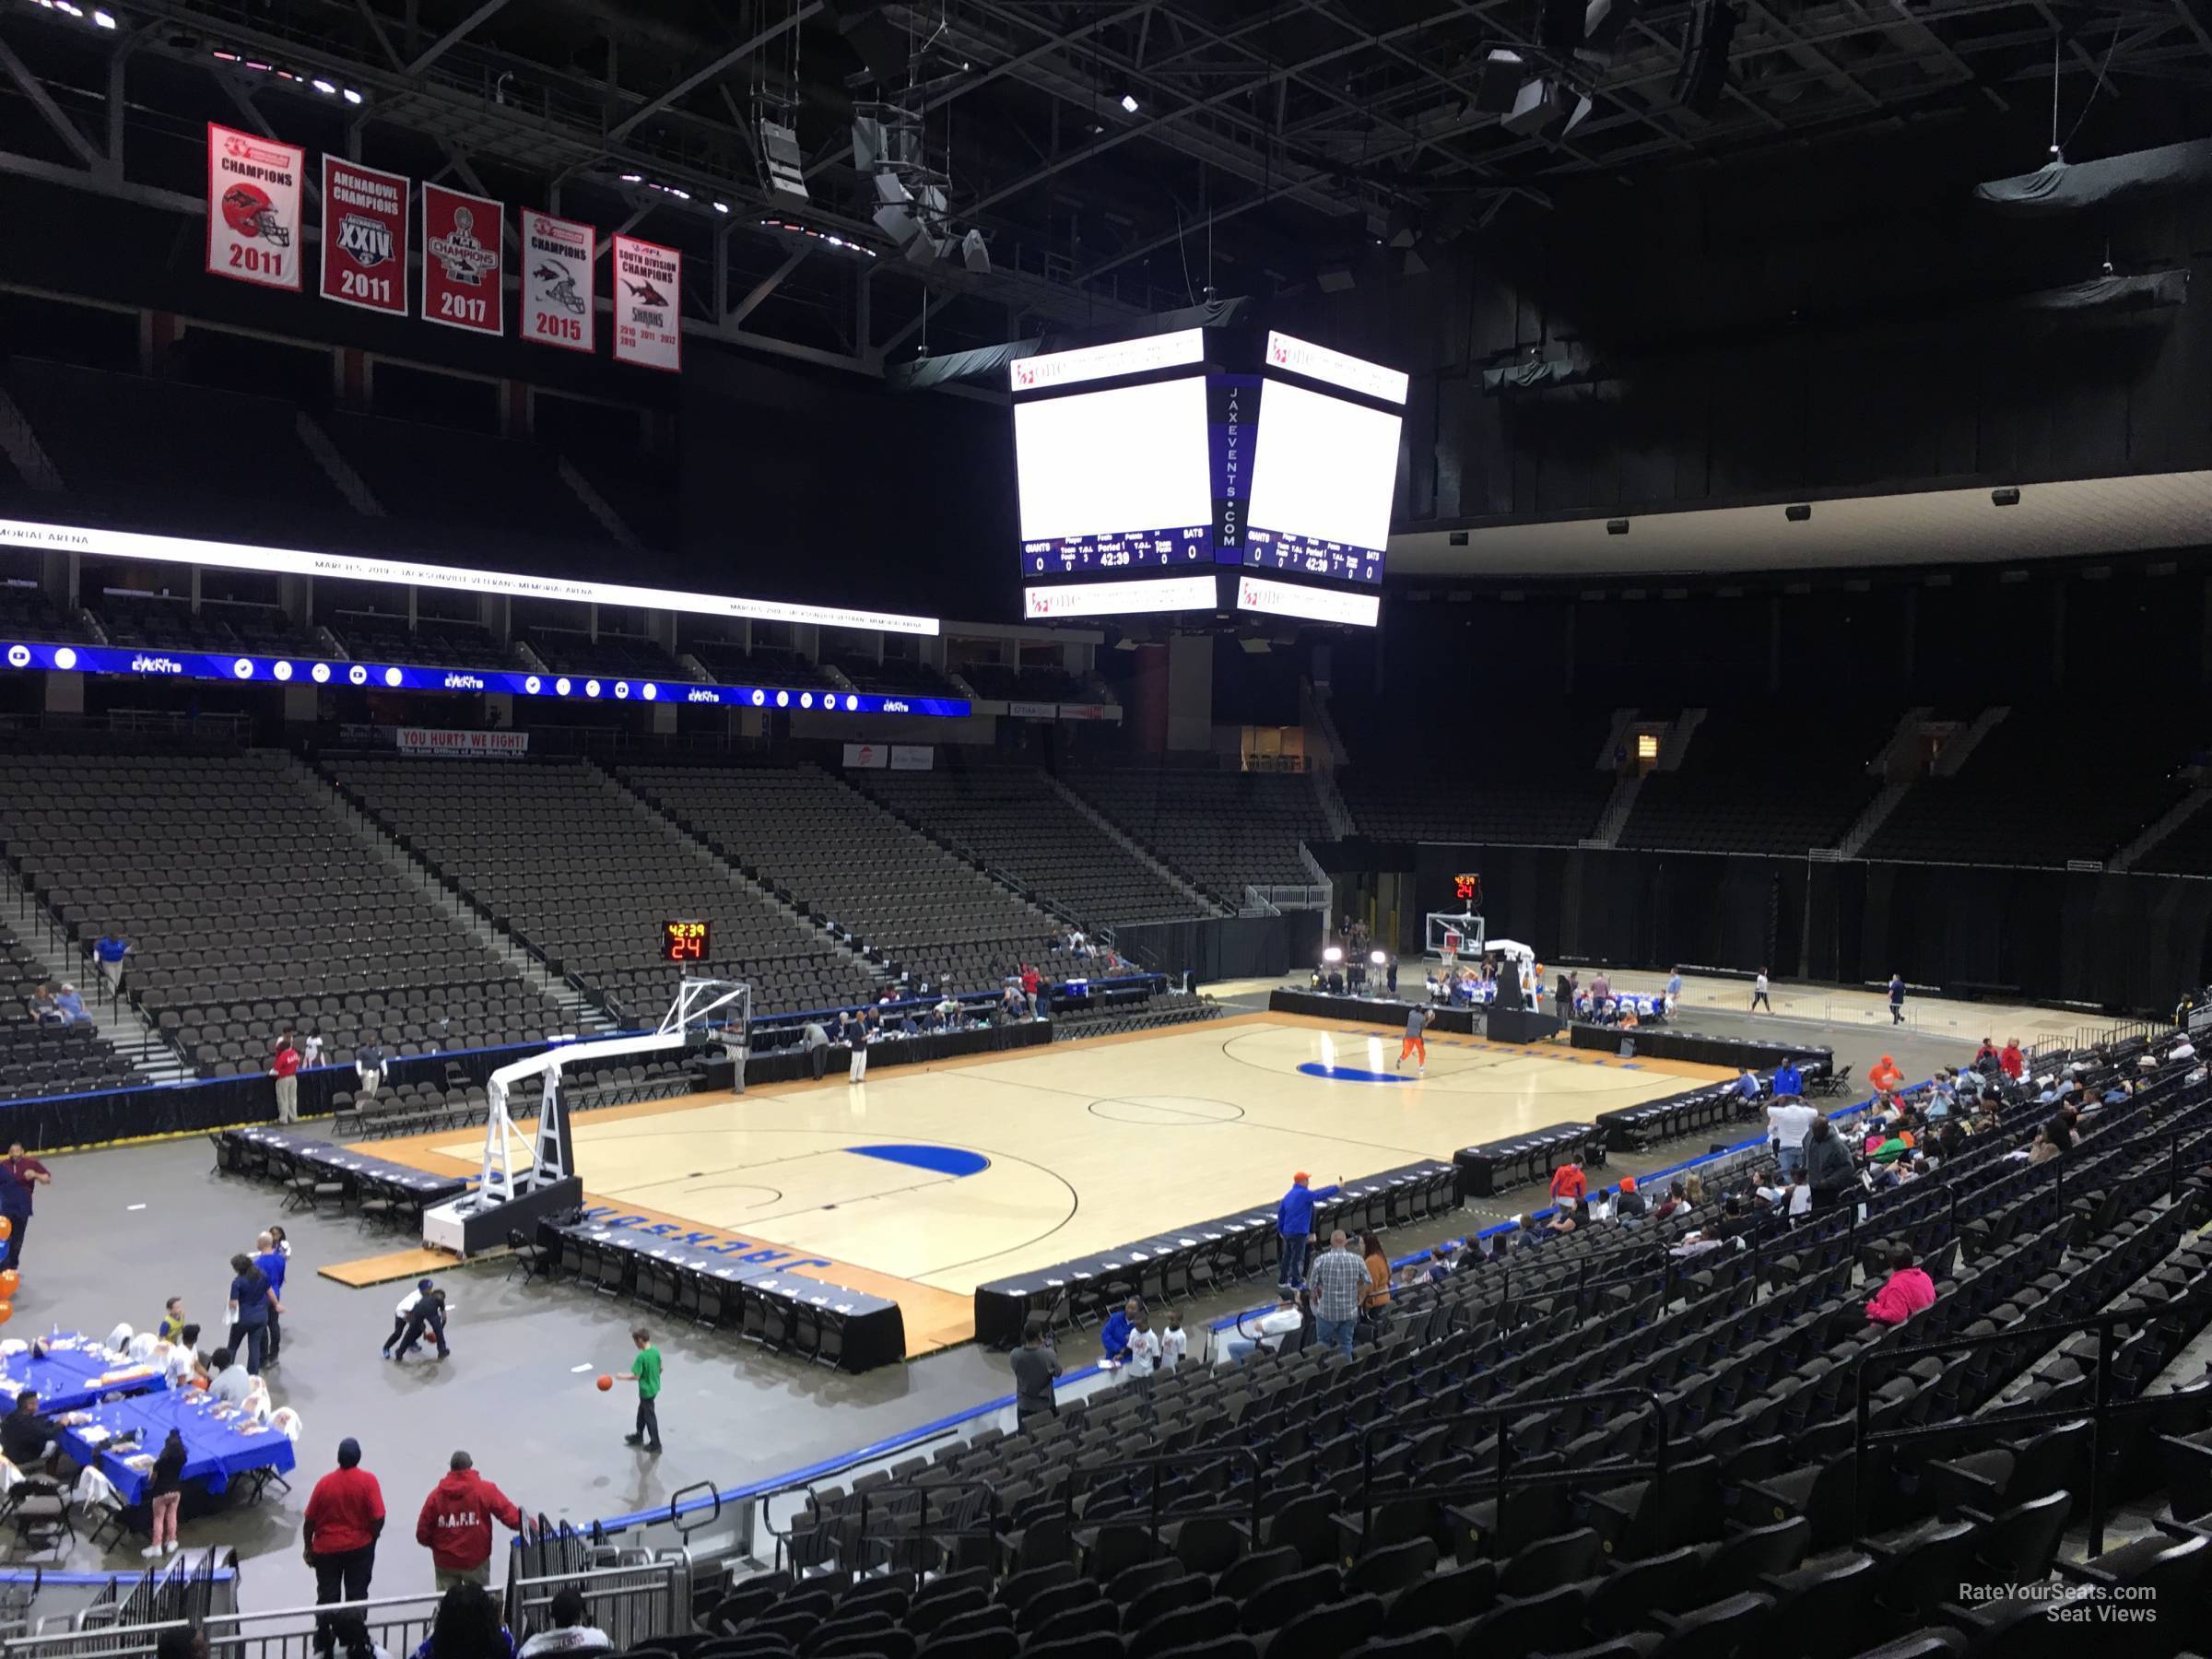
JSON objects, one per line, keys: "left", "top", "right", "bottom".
{"left": 54, "top": 1385, "right": 294, "bottom": 1506}
{"left": 0, "top": 1335, "right": 165, "bottom": 1415}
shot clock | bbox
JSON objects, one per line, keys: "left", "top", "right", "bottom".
{"left": 662, "top": 919, "right": 711, "bottom": 963}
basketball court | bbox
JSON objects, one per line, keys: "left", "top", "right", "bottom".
{"left": 351, "top": 1012, "right": 1735, "bottom": 1355}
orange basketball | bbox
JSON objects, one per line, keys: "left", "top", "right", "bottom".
{"left": 595, "top": 1374, "right": 613, "bottom": 1392}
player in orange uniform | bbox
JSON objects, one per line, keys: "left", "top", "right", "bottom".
{"left": 1396, "top": 1006, "right": 1432, "bottom": 1075}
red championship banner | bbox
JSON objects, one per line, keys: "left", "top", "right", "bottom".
{"left": 520, "top": 209, "right": 595, "bottom": 354}
{"left": 319, "top": 157, "right": 409, "bottom": 315}
{"left": 206, "top": 123, "right": 303, "bottom": 290}
{"left": 420, "top": 183, "right": 503, "bottom": 335}
{"left": 612, "top": 235, "right": 682, "bottom": 371}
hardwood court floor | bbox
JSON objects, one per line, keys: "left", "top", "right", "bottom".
{"left": 362, "top": 1014, "right": 1729, "bottom": 1351}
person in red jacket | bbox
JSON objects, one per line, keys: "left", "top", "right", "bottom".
{"left": 417, "top": 1450, "right": 525, "bottom": 1590}
{"left": 1020, "top": 963, "right": 1042, "bottom": 1018}
{"left": 1999, "top": 1038, "right": 2026, "bottom": 1082}
{"left": 1864, "top": 1247, "right": 1937, "bottom": 1327}
{"left": 272, "top": 1032, "right": 303, "bottom": 1124}
{"left": 1548, "top": 1159, "right": 1586, "bottom": 1206}
{"left": 304, "top": 1437, "right": 385, "bottom": 1658}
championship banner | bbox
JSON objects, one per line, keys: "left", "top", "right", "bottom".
{"left": 612, "top": 235, "right": 682, "bottom": 371}
{"left": 319, "top": 157, "right": 409, "bottom": 315}
{"left": 521, "top": 210, "right": 595, "bottom": 354}
{"left": 206, "top": 123, "right": 303, "bottom": 291}
{"left": 420, "top": 183, "right": 504, "bottom": 335}
{"left": 395, "top": 727, "right": 530, "bottom": 759}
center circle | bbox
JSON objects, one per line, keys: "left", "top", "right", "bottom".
{"left": 1088, "top": 1096, "right": 1245, "bottom": 1126}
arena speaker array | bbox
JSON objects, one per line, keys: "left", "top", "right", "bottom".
{"left": 1674, "top": 0, "right": 1742, "bottom": 117}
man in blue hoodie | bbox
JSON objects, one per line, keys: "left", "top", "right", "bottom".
{"left": 1276, "top": 1171, "right": 1341, "bottom": 1289}
{"left": 1099, "top": 1298, "right": 1141, "bottom": 1365}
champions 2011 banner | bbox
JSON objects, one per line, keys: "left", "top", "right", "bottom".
{"left": 207, "top": 123, "right": 303, "bottom": 291}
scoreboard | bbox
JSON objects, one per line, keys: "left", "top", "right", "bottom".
{"left": 1010, "top": 328, "right": 1402, "bottom": 627}
{"left": 661, "top": 919, "right": 712, "bottom": 962}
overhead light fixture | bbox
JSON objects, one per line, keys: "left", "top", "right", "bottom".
{"left": 1119, "top": 93, "right": 1139, "bottom": 113}
{"left": 759, "top": 117, "right": 808, "bottom": 203}
{"left": 311, "top": 77, "right": 336, "bottom": 94}
{"left": 960, "top": 228, "right": 990, "bottom": 274}
{"left": 1992, "top": 487, "right": 2021, "bottom": 507}
{"left": 619, "top": 172, "right": 643, "bottom": 183}
{"left": 1785, "top": 503, "right": 1811, "bottom": 523}
{"left": 1673, "top": 0, "right": 1740, "bottom": 118}
{"left": 342, "top": 87, "right": 364, "bottom": 104}
{"left": 712, "top": 201, "right": 730, "bottom": 214}
{"left": 93, "top": 7, "right": 118, "bottom": 26}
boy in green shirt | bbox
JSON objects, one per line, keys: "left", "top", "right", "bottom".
{"left": 618, "top": 1327, "right": 663, "bottom": 1453}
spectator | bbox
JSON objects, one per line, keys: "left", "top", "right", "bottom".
{"left": 2026, "top": 1127, "right": 2059, "bottom": 1165}
{"left": 1359, "top": 1231, "right": 1392, "bottom": 1319}
{"left": 209, "top": 1347, "right": 252, "bottom": 1406}
{"left": 92, "top": 927, "right": 133, "bottom": 998}
{"left": 0, "top": 1392, "right": 54, "bottom": 1466}
{"left": 164, "top": 1323, "right": 207, "bottom": 1388}
{"left": 1615, "top": 1175, "right": 1648, "bottom": 1221}
{"left": 1099, "top": 1297, "right": 1139, "bottom": 1365}
{"left": 1772, "top": 1057, "right": 1804, "bottom": 1098}
{"left": 144, "top": 1429, "right": 187, "bottom": 1559}
{"left": 1864, "top": 1247, "right": 1937, "bottom": 1325}
{"left": 2044, "top": 1113, "right": 2077, "bottom": 1153}
{"left": 383, "top": 1279, "right": 436, "bottom": 1358}
{"left": 1274, "top": 1171, "right": 1340, "bottom": 1288}
{"left": 617, "top": 1326, "right": 664, "bottom": 1453}
{"left": 1549, "top": 1159, "right": 1587, "bottom": 1206}
{"left": 1653, "top": 1180, "right": 1689, "bottom": 1222}
{"left": 416, "top": 1451, "right": 524, "bottom": 1590}
{"left": 356, "top": 1036, "right": 388, "bottom": 1105}
{"left": 1308, "top": 1230, "right": 1368, "bottom": 1359}
{"left": 1123, "top": 1311, "right": 1162, "bottom": 1391}
{"left": 1665, "top": 966, "right": 1683, "bottom": 1008}
{"left": 1888, "top": 972, "right": 1906, "bottom": 1026}
{"left": 28, "top": 984, "right": 62, "bottom": 1026}
{"left": 1546, "top": 1198, "right": 1587, "bottom": 1238}
{"left": 515, "top": 1589, "right": 610, "bottom": 1659}
{"left": 394, "top": 1289, "right": 451, "bottom": 1362}
{"left": 227, "top": 1251, "right": 278, "bottom": 1375}
{"left": 1735, "top": 1069, "right": 1762, "bottom": 1107}
{"left": 1159, "top": 1310, "right": 1189, "bottom": 1370}
{"left": 53, "top": 982, "right": 88, "bottom": 1024}
{"left": 1999, "top": 1037, "right": 2025, "bottom": 1081}
{"left": 800, "top": 1020, "right": 830, "bottom": 1082}
{"left": 1767, "top": 1093, "right": 1818, "bottom": 1177}
{"left": 1009, "top": 1317, "right": 1060, "bottom": 1423}
{"left": 1683, "top": 1171, "right": 1706, "bottom": 1206}
{"left": 0, "top": 1143, "right": 51, "bottom": 1270}
{"left": 1751, "top": 967, "right": 1772, "bottom": 1013}
{"left": 1020, "top": 963, "right": 1041, "bottom": 1018}
{"left": 1220, "top": 1291, "right": 1303, "bottom": 1364}
{"left": 251, "top": 1230, "right": 288, "bottom": 1365}
{"left": 1423, "top": 1245, "right": 1454, "bottom": 1284}
{"left": 1805, "top": 1115, "right": 1856, "bottom": 1214}
{"left": 1973, "top": 1037, "right": 2000, "bottom": 1074}
{"left": 305, "top": 1438, "right": 385, "bottom": 1657}
{"left": 1589, "top": 969, "right": 1611, "bottom": 1001}
{"left": 1868, "top": 1054, "right": 1903, "bottom": 1093}
{"left": 272, "top": 1034, "right": 302, "bottom": 1125}
{"left": 410, "top": 1583, "right": 513, "bottom": 1659}
{"left": 303, "top": 1031, "right": 325, "bottom": 1069}
{"left": 159, "top": 1297, "right": 187, "bottom": 1344}
{"left": 1554, "top": 971, "right": 1574, "bottom": 1021}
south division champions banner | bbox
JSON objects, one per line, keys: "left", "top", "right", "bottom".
{"left": 613, "top": 235, "right": 682, "bottom": 371}
{"left": 521, "top": 210, "right": 595, "bottom": 354}
{"left": 420, "top": 184, "right": 504, "bottom": 335}
{"left": 319, "top": 157, "right": 409, "bottom": 315}
{"left": 206, "top": 124, "right": 303, "bottom": 291}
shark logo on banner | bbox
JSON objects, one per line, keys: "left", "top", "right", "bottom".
{"left": 612, "top": 234, "right": 682, "bottom": 371}
{"left": 420, "top": 184, "right": 503, "bottom": 335}
{"left": 206, "top": 124, "right": 302, "bottom": 291}
{"left": 521, "top": 210, "right": 596, "bottom": 354}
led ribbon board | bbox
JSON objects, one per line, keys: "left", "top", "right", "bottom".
{"left": 0, "top": 518, "right": 940, "bottom": 637}
{"left": 0, "top": 641, "right": 971, "bottom": 717}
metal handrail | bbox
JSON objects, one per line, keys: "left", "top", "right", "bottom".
{"left": 1356, "top": 1386, "right": 1670, "bottom": 1540}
